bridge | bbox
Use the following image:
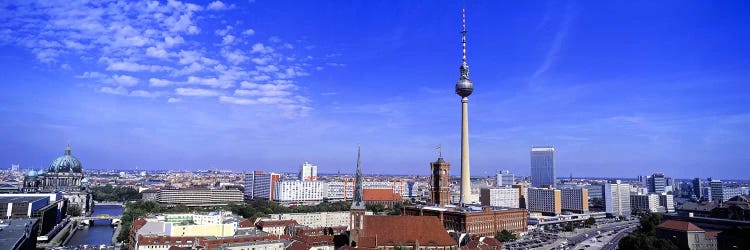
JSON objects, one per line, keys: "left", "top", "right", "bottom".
{"left": 71, "top": 214, "right": 122, "bottom": 225}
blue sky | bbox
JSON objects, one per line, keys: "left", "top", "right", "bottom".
{"left": 1, "top": 1, "right": 749, "bottom": 179}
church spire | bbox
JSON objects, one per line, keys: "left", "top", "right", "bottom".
{"left": 65, "top": 144, "right": 71, "bottom": 155}
{"left": 352, "top": 144, "right": 365, "bottom": 209}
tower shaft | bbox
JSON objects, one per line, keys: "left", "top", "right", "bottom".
{"left": 460, "top": 97, "right": 471, "bottom": 205}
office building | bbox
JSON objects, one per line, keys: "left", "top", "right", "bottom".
{"left": 479, "top": 187, "right": 520, "bottom": 208}
{"left": 496, "top": 170, "right": 514, "bottom": 187}
{"left": 299, "top": 162, "right": 318, "bottom": 181}
{"left": 631, "top": 193, "right": 662, "bottom": 213}
{"left": 513, "top": 184, "right": 528, "bottom": 209}
{"left": 531, "top": 146, "right": 556, "bottom": 188}
{"left": 244, "top": 171, "right": 281, "bottom": 200}
{"left": 528, "top": 187, "right": 562, "bottom": 215}
{"left": 10, "top": 164, "right": 19, "bottom": 172}
{"left": 710, "top": 178, "right": 724, "bottom": 202}
{"left": 0, "top": 218, "right": 39, "bottom": 250}
{"left": 0, "top": 193, "right": 66, "bottom": 238}
{"left": 273, "top": 180, "right": 326, "bottom": 204}
{"left": 722, "top": 186, "right": 743, "bottom": 202}
{"left": 659, "top": 194, "right": 675, "bottom": 213}
{"left": 561, "top": 188, "right": 589, "bottom": 213}
{"left": 258, "top": 211, "right": 373, "bottom": 229}
{"left": 604, "top": 180, "right": 632, "bottom": 217}
{"left": 648, "top": 172, "right": 667, "bottom": 194}
{"left": 692, "top": 178, "right": 703, "bottom": 200}
{"left": 430, "top": 157, "right": 451, "bottom": 206}
{"left": 585, "top": 184, "right": 604, "bottom": 200}
{"left": 157, "top": 188, "right": 243, "bottom": 207}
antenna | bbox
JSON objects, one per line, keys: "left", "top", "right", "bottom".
{"left": 461, "top": 6, "right": 467, "bottom": 65}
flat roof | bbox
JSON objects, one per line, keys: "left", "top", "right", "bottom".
{"left": 0, "top": 196, "right": 48, "bottom": 204}
{"left": 0, "top": 219, "right": 38, "bottom": 250}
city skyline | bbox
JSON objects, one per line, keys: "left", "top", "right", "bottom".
{"left": 1, "top": 1, "right": 749, "bottom": 179}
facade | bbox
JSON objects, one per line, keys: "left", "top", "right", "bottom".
{"left": 709, "top": 178, "right": 723, "bottom": 203}
{"left": 299, "top": 162, "right": 318, "bottom": 181}
{"left": 430, "top": 157, "right": 451, "bottom": 206}
{"left": 259, "top": 211, "right": 372, "bottom": 229}
{"left": 245, "top": 171, "right": 281, "bottom": 200}
{"left": 363, "top": 189, "right": 402, "bottom": 208}
{"left": 0, "top": 218, "right": 39, "bottom": 250}
{"left": 0, "top": 194, "right": 66, "bottom": 238}
{"left": 157, "top": 188, "right": 243, "bottom": 207}
{"left": 631, "top": 193, "right": 662, "bottom": 213}
{"left": 692, "top": 178, "right": 703, "bottom": 200}
{"left": 561, "top": 188, "right": 589, "bottom": 213}
{"left": 527, "top": 187, "right": 561, "bottom": 215}
{"left": 324, "top": 181, "right": 353, "bottom": 201}
{"left": 655, "top": 220, "right": 717, "bottom": 250}
{"left": 496, "top": 170, "right": 514, "bottom": 187}
{"left": 479, "top": 187, "right": 520, "bottom": 208}
{"left": 722, "top": 187, "right": 743, "bottom": 202}
{"left": 604, "top": 180, "right": 632, "bottom": 217}
{"left": 660, "top": 194, "right": 675, "bottom": 213}
{"left": 585, "top": 184, "right": 604, "bottom": 200}
{"left": 403, "top": 206, "right": 528, "bottom": 236}
{"left": 648, "top": 173, "right": 666, "bottom": 194}
{"left": 22, "top": 145, "right": 93, "bottom": 215}
{"left": 512, "top": 184, "right": 528, "bottom": 209}
{"left": 274, "top": 180, "right": 326, "bottom": 204}
{"left": 530, "top": 147, "right": 555, "bottom": 188}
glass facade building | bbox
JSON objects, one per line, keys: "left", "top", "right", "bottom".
{"left": 531, "top": 146, "right": 556, "bottom": 188}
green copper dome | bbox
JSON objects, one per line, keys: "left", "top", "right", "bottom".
{"left": 48, "top": 145, "right": 83, "bottom": 173}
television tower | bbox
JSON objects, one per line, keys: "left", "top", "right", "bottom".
{"left": 455, "top": 6, "right": 474, "bottom": 206}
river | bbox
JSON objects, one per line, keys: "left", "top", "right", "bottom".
{"left": 65, "top": 204, "right": 124, "bottom": 247}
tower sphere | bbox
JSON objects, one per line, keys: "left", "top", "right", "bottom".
{"left": 456, "top": 78, "right": 473, "bottom": 97}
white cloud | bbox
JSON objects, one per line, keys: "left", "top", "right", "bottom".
{"left": 256, "top": 65, "right": 279, "bottom": 73}
{"left": 110, "top": 75, "right": 140, "bottom": 87}
{"left": 187, "top": 76, "right": 232, "bottom": 88}
{"left": 215, "top": 25, "right": 233, "bottom": 36}
{"left": 207, "top": 1, "right": 232, "bottom": 10}
{"left": 130, "top": 90, "right": 162, "bottom": 98}
{"left": 251, "top": 43, "right": 274, "bottom": 54}
{"left": 221, "top": 35, "right": 236, "bottom": 45}
{"left": 146, "top": 47, "right": 169, "bottom": 58}
{"left": 222, "top": 49, "right": 248, "bottom": 65}
{"left": 106, "top": 61, "right": 171, "bottom": 72}
{"left": 77, "top": 71, "right": 106, "bottom": 79}
{"left": 219, "top": 95, "right": 256, "bottom": 105}
{"left": 242, "top": 29, "right": 255, "bottom": 36}
{"left": 175, "top": 88, "right": 221, "bottom": 97}
{"left": 268, "top": 36, "right": 282, "bottom": 43}
{"left": 167, "top": 97, "right": 182, "bottom": 103}
{"left": 149, "top": 78, "right": 176, "bottom": 87}
{"left": 251, "top": 56, "right": 272, "bottom": 65}
{"left": 164, "top": 35, "right": 185, "bottom": 47}
{"left": 100, "top": 86, "right": 128, "bottom": 95}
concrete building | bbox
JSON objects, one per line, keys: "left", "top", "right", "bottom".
{"left": 604, "top": 180, "right": 632, "bottom": 217}
{"left": 660, "top": 194, "right": 675, "bottom": 213}
{"left": 274, "top": 180, "right": 326, "bottom": 204}
{"left": 479, "top": 187, "right": 520, "bottom": 208}
{"left": 245, "top": 171, "right": 281, "bottom": 200}
{"left": 157, "top": 188, "right": 243, "bottom": 207}
{"left": 496, "top": 170, "right": 514, "bottom": 187}
{"left": 258, "top": 211, "right": 372, "bottom": 229}
{"left": 0, "top": 218, "right": 39, "bottom": 250}
{"left": 648, "top": 172, "right": 667, "bottom": 194}
{"left": 584, "top": 184, "right": 604, "bottom": 200}
{"left": 710, "top": 178, "right": 724, "bottom": 203}
{"left": 530, "top": 147, "right": 555, "bottom": 188}
{"left": 528, "top": 187, "right": 562, "bottom": 215}
{"left": 299, "top": 162, "right": 318, "bottom": 181}
{"left": 722, "top": 186, "right": 743, "bottom": 202}
{"left": 655, "top": 220, "right": 717, "bottom": 250}
{"left": 561, "top": 188, "right": 589, "bottom": 213}
{"left": 0, "top": 193, "right": 66, "bottom": 238}
{"left": 430, "top": 157, "right": 451, "bottom": 206}
{"left": 631, "top": 193, "right": 663, "bottom": 213}
{"left": 692, "top": 178, "right": 703, "bottom": 200}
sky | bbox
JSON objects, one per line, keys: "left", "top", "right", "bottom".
{"left": 0, "top": 1, "right": 749, "bottom": 179}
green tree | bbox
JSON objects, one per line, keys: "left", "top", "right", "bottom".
{"left": 585, "top": 217, "right": 596, "bottom": 227}
{"left": 495, "top": 229, "right": 517, "bottom": 242}
{"left": 67, "top": 205, "right": 82, "bottom": 217}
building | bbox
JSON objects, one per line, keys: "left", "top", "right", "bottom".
{"left": 157, "top": 188, "right": 243, "bottom": 207}
{"left": 245, "top": 171, "right": 281, "bottom": 200}
{"left": 479, "top": 187, "right": 520, "bottom": 208}
{"left": 255, "top": 219, "right": 298, "bottom": 236}
{"left": 561, "top": 188, "right": 589, "bottom": 213}
{"left": 0, "top": 218, "right": 39, "bottom": 250}
{"left": 631, "top": 193, "right": 662, "bottom": 213}
{"left": 710, "top": 178, "right": 724, "bottom": 203}
{"left": 299, "top": 162, "right": 318, "bottom": 181}
{"left": 22, "top": 145, "right": 93, "bottom": 215}
{"left": 527, "top": 187, "right": 561, "bottom": 215}
{"left": 530, "top": 146, "right": 555, "bottom": 188}
{"left": 660, "top": 194, "right": 675, "bottom": 213}
{"left": 454, "top": 6, "right": 475, "bottom": 205}
{"left": 363, "top": 189, "right": 402, "bottom": 208}
{"left": 258, "top": 211, "right": 372, "bottom": 229}
{"left": 512, "top": 184, "right": 528, "bottom": 209}
{"left": 496, "top": 170, "right": 514, "bottom": 187}
{"left": 655, "top": 220, "right": 717, "bottom": 250}
{"left": 402, "top": 206, "right": 528, "bottom": 236}
{"left": 430, "top": 157, "right": 451, "bottom": 206}
{"left": 350, "top": 216, "right": 458, "bottom": 250}
{"left": 692, "top": 178, "right": 703, "bottom": 200}
{"left": 141, "top": 189, "right": 158, "bottom": 201}
{"left": 274, "top": 180, "right": 326, "bottom": 204}
{"left": 0, "top": 193, "right": 67, "bottom": 237}
{"left": 648, "top": 172, "right": 667, "bottom": 194}
{"left": 722, "top": 186, "right": 743, "bottom": 202}
{"left": 584, "top": 184, "right": 603, "bottom": 200}
{"left": 604, "top": 180, "right": 631, "bottom": 217}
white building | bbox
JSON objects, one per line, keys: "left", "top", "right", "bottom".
{"left": 604, "top": 180, "right": 632, "bottom": 217}
{"left": 496, "top": 170, "right": 514, "bottom": 187}
{"left": 528, "top": 187, "right": 561, "bottom": 215}
{"left": 631, "top": 193, "right": 662, "bottom": 213}
{"left": 561, "top": 188, "right": 589, "bottom": 213}
{"left": 299, "top": 162, "right": 318, "bottom": 181}
{"left": 274, "top": 180, "right": 326, "bottom": 204}
{"left": 659, "top": 194, "right": 675, "bottom": 213}
{"left": 157, "top": 189, "right": 243, "bottom": 207}
{"left": 259, "top": 211, "right": 372, "bottom": 229}
{"left": 479, "top": 187, "right": 520, "bottom": 208}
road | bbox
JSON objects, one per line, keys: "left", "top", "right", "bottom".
{"left": 599, "top": 227, "right": 636, "bottom": 250}
{"left": 566, "top": 221, "right": 638, "bottom": 246}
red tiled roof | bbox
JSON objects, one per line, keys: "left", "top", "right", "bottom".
{"left": 238, "top": 219, "right": 254, "bottom": 228}
{"left": 287, "top": 241, "right": 311, "bottom": 250}
{"left": 364, "top": 189, "right": 402, "bottom": 201}
{"left": 657, "top": 220, "right": 704, "bottom": 232}
{"left": 359, "top": 215, "right": 456, "bottom": 247}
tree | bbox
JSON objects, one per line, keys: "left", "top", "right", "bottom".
{"left": 585, "top": 217, "right": 596, "bottom": 227}
{"left": 639, "top": 212, "right": 662, "bottom": 235}
{"left": 495, "top": 229, "right": 517, "bottom": 242}
{"left": 67, "top": 205, "right": 82, "bottom": 217}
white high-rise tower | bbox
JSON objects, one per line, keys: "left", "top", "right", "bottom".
{"left": 455, "top": 7, "right": 474, "bottom": 205}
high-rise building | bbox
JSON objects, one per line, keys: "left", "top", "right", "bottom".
{"left": 528, "top": 187, "right": 562, "bottom": 215}
{"left": 649, "top": 173, "right": 666, "bottom": 194}
{"left": 299, "top": 162, "right": 318, "bottom": 181}
{"left": 631, "top": 193, "right": 662, "bottom": 213}
{"left": 710, "top": 178, "right": 724, "bottom": 203}
{"left": 479, "top": 187, "right": 520, "bottom": 208}
{"left": 496, "top": 170, "right": 514, "bottom": 187}
{"left": 692, "top": 178, "right": 702, "bottom": 200}
{"left": 604, "top": 180, "right": 632, "bottom": 217}
{"left": 455, "top": 6, "right": 475, "bottom": 205}
{"left": 531, "top": 146, "right": 556, "bottom": 188}
{"left": 585, "top": 184, "right": 604, "bottom": 200}
{"left": 245, "top": 171, "right": 281, "bottom": 201}
{"left": 561, "top": 188, "right": 589, "bottom": 213}
{"left": 429, "top": 157, "right": 451, "bottom": 206}
{"left": 659, "top": 194, "right": 675, "bottom": 213}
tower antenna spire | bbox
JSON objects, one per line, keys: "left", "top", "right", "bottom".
{"left": 462, "top": 5, "right": 467, "bottom": 65}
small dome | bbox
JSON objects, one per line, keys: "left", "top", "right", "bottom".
{"left": 48, "top": 145, "right": 83, "bottom": 173}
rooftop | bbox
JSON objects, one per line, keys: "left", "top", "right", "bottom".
{"left": 657, "top": 220, "right": 704, "bottom": 232}
{"left": 0, "top": 219, "right": 38, "bottom": 250}
{"left": 0, "top": 196, "right": 48, "bottom": 204}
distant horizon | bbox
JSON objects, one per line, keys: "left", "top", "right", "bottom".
{"left": 1, "top": 1, "right": 749, "bottom": 179}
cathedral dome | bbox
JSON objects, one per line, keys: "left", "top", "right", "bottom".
{"left": 48, "top": 145, "right": 83, "bottom": 173}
